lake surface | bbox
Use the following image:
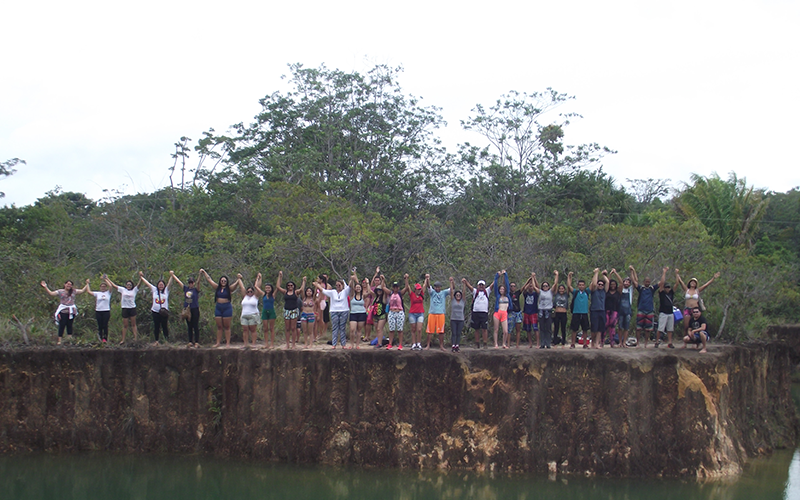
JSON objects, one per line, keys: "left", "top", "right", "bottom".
{"left": 1, "top": 448, "right": 797, "bottom": 500}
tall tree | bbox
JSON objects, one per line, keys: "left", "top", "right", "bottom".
{"left": 0, "top": 158, "right": 25, "bottom": 198}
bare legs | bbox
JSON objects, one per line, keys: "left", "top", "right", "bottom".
{"left": 262, "top": 319, "right": 275, "bottom": 349}
{"left": 120, "top": 316, "right": 139, "bottom": 344}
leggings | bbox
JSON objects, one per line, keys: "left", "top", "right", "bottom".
{"left": 450, "top": 319, "right": 465, "bottom": 346}
{"left": 58, "top": 311, "right": 74, "bottom": 338}
{"left": 95, "top": 310, "right": 110, "bottom": 340}
{"left": 539, "top": 310, "right": 553, "bottom": 347}
{"left": 185, "top": 307, "right": 200, "bottom": 343}
{"left": 330, "top": 311, "right": 349, "bottom": 346}
{"left": 152, "top": 311, "right": 169, "bottom": 341}
{"left": 554, "top": 312, "right": 568, "bottom": 344}
{"left": 605, "top": 311, "right": 619, "bottom": 344}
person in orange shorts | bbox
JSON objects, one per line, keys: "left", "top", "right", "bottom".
{"left": 424, "top": 275, "right": 451, "bottom": 350}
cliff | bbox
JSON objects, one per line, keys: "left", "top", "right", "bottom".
{"left": 0, "top": 342, "right": 797, "bottom": 477}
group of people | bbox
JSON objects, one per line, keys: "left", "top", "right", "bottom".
{"left": 40, "top": 266, "right": 718, "bottom": 353}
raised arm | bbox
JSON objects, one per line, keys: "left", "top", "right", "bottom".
{"left": 170, "top": 271, "right": 184, "bottom": 289}
{"left": 379, "top": 275, "right": 391, "bottom": 296}
{"left": 139, "top": 271, "right": 154, "bottom": 289}
{"left": 566, "top": 272, "right": 574, "bottom": 293}
{"left": 599, "top": 269, "right": 609, "bottom": 287}
{"left": 629, "top": 265, "right": 639, "bottom": 288}
{"left": 552, "top": 270, "right": 559, "bottom": 289}
{"left": 76, "top": 278, "right": 90, "bottom": 295}
{"left": 402, "top": 273, "right": 412, "bottom": 296}
{"left": 611, "top": 268, "right": 623, "bottom": 284}
{"left": 503, "top": 270, "right": 510, "bottom": 293}
{"left": 40, "top": 281, "right": 59, "bottom": 297}
{"left": 674, "top": 269, "right": 686, "bottom": 291}
{"left": 590, "top": 268, "right": 600, "bottom": 291}
{"left": 275, "top": 271, "right": 285, "bottom": 294}
{"left": 104, "top": 277, "right": 119, "bottom": 290}
{"left": 462, "top": 277, "right": 474, "bottom": 293}
{"left": 532, "top": 272, "right": 541, "bottom": 293}
{"left": 165, "top": 272, "right": 175, "bottom": 289}
{"left": 228, "top": 273, "right": 244, "bottom": 294}
{"left": 698, "top": 272, "right": 721, "bottom": 293}
{"left": 253, "top": 272, "right": 265, "bottom": 297}
{"left": 200, "top": 269, "right": 218, "bottom": 289}
{"left": 658, "top": 267, "right": 668, "bottom": 292}
{"left": 424, "top": 274, "right": 431, "bottom": 292}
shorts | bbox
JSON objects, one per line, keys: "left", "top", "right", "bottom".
{"left": 658, "top": 312, "right": 674, "bottom": 332}
{"left": 689, "top": 331, "right": 707, "bottom": 343}
{"left": 636, "top": 312, "right": 654, "bottom": 330}
{"left": 507, "top": 310, "right": 522, "bottom": 325}
{"left": 408, "top": 312, "right": 424, "bottom": 324}
{"left": 493, "top": 310, "right": 508, "bottom": 323}
{"left": 590, "top": 311, "right": 606, "bottom": 333}
{"left": 471, "top": 311, "right": 489, "bottom": 330}
{"left": 570, "top": 313, "right": 589, "bottom": 332}
{"left": 683, "top": 308, "right": 693, "bottom": 318}
{"left": 349, "top": 312, "right": 367, "bottom": 323}
{"left": 618, "top": 313, "right": 631, "bottom": 331}
{"left": 426, "top": 313, "right": 445, "bottom": 334}
{"left": 387, "top": 310, "right": 404, "bottom": 331}
{"left": 241, "top": 313, "right": 259, "bottom": 326}
{"left": 301, "top": 311, "right": 316, "bottom": 323}
{"left": 284, "top": 309, "right": 299, "bottom": 320}
{"left": 261, "top": 308, "right": 277, "bottom": 320}
{"left": 121, "top": 307, "right": 137, "bottom": 318}
{"left": 523, "top": 313, "right": 538, "bottom": 332}
{"left": 215, "top": 302, "right": 233, "bottom": 318}
{"left": 373, "top": 306, "right": 387, "bottom": 320}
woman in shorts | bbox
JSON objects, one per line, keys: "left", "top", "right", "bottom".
{"left": 299, "top": 284, "right": 318, "bottom": 349}
{"left": 405, "top": 274, "right": 428, "bottom": 351}
{"left": 386, "top": 276, "right": 405, "bottom": 349}
{"left": 371, "top": 277, "right": 388, "bottom": 347}
{"left": 105, "top": 275, "right": 142, "bottom": 344}
{"left": 236, "top": 277, "right": 260, "bottom": 347}
{"left": 200, "top": 269, "right": 241, "bottom": 347}
{"left": 492, "top": 270, "right": 511, "bottom": 349}
{"left": 675, "top": 269, "right": 720, "bottom": 335}
{"left": 347, "top": 273, "right": 369, "bottom": 349}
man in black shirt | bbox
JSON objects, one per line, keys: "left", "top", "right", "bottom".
{"left": 656, "top": 266, "right": 675, "bottom": 348}
{"left": 682, "top": 307, "right": 709, "bottom": 353}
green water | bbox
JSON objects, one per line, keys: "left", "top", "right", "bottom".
{"left": 0, "top": 449, "right": 797, "bottom": 500}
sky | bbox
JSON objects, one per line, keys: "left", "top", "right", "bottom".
{"left": 1, "top": 0, "right": 798, "bottom": 207}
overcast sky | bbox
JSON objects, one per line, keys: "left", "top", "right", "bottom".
{"left": 2, "top": 0, "right": 798, "bottom": 207}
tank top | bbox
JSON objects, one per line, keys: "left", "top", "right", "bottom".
{"left": 389, "top": 292, "right": 403, "bottom": 311}
{"left": 284, "top": 292, "right": 299, "bottom": 310}
{"left": 215, "top": 287, "right": 231, "bottom": 301}
{"left": 262, "top": 295, "right": 275, "bottom": 311}
{"left": 241, "top": 295, "right": 259, "bottom": 316}
{"left": 350, "top": 296, "right": 366, "bottom": 314}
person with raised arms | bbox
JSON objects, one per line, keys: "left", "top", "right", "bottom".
{"left": 450, "top": 278, "right": 466, "bottom": 353}
{"left": 254, "top": 273, "right": 277, "bottom": 349}
{"left": 40, "top": 278, "right": 89, "bottom": 345}
{"left": 567, "top": 271, "right": 591, "bottom": 349}
{"left": 234, "top": 275, "right": 261, "bottom": 348}
{"left": 299, "top": 279, "right": 320, "bottom": 349}
{"left": 675, "top": 269, "right": 720, "bottom": 335}
{"left": 199, "top": 269, "right": 242, "bottom": 348}
{"left": 612, "top": 268, "right": 635, "bottom": 348}
{"left": 424, "top": 276, "right": 451, "bottom": 350}
{"left": 105, "top": 275, "right": 142, "bottom": 344}
{"left": 508, "top": 280, "right": 523, "bottom": 347}
{"left": 275, "top": 271, "right": 305, "bottom": 349}
{"left": 604, "top": 273, "right": 622, "bottom": 347}
{"left": 520, "top": 273, "right": 538, "bottom": 348}
{"left": 364, "top": 267, "right": 382, "bottom": 343}
{"left": 139, "top": 271, "right": 175, "bottom": 346}
{"left": 315, "top": 275, "right": 350, "bottom": 349}
{"left": 553, "top": 283, "right": 570, "bottom": 347}
{"left": 532, "top": 270, "right": 559, "bottom": 349}
{"left": 171, "top": 273, "right": 200, "bottom": 348}
{"left": 630, "top": 265, "right": 657, "bottom": 348}
{"left": 491, "top": 270, "right": 511, "bottom": 349}
{"left": 589, "top": 269, "right": 609, "bottom": 349}
{"left": 406, "top": 274, "right": 428, "bottom": 351}
{"left": 463, "top": 275, "right": 494, "bottom": 349}
{"left": 656, "top": 266, "right": 675, "bottom": 348}
{"left": 347, "top": 271, "right": 369, "bottom": 350}
{"left": 85, "top": 277, "right": 112, "bottom": 344}
{"left": 386, "top": 276, "right": 405, "bottom": 350}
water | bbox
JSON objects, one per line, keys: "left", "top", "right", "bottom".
{"left": 0, "top": 449, "right": 798, "bottom": 500}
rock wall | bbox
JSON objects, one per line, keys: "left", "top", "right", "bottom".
{"left": 0, "top": 344, "right": 797, "bottom": 477}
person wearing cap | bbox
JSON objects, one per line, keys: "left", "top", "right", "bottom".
{"left": 589, "top": 268, "right": 608, "bottom": 349}
{"left": 675, "top": 268, "right": 719, "bottom": 336}
{"left": 386, "top": 276, "right": 406, "bottom": 349}
{"left": 425, "top": 275, "right": 451, "bottom": 350}
{"left": 172, "top": 272, "right": 201, "bottom": 347}
{"left": 463, "top": 275, "right": 494, "bottom": 348}
{"left": 656, "top": 266, "right": 676, "bottom": 348}
{"left": 406, "top": 274, "right": 429, "bottom": 350}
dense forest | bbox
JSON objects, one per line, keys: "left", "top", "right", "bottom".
{"left": 2, "top": 63, "right": 799, "bottom": 345}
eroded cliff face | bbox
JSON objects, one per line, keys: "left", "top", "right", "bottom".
{"left": 0, "top": 343, "right": 796, "bottom": 477}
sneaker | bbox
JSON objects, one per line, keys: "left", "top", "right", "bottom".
{"left": 455, "top": 345, "right": 460, "bottom": 353}
{"left": 102, "top": 339, "right": 107, "bottom": 343}
{"left": 386, "top": 343, "right": 393, "bottom": 350}
{"left": 655, "top": 341, "right": 661, "bottom": 348}
{"left": 398, "top": 344, "right": 403, "bottom": 351}
{"left": 668, "top": 343, "right": 674, "bottom": 349}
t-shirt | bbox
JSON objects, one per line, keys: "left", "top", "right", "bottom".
{"left": 554, "top": 292, "right": 569, "bottom": 310}
{"left": 472, "top": 288, "right": 490, "bottom": 313}
{"left": 241, "top": 295, "right": 259, "bottom": 316}
{"left": 538, "top": 290, "right": 553, "bottom": 310}
{"left": 183, "top": 286, "right": 200, "bottom": 308}
{"left": 523, "top": 291, "right": 538, "bottom": 315}
{"left": 117, "top": 286, "right": 138, "bottom": 309}
{"left": 57, "top": 290, "right": 76, "bottom": 307}
{"left": 510, "top": 290, "right": 522, "bottom": 313}
{"left": 428, "top": 287, "right": 450, "bottom": 315}
{"left": 92, "top": 291, "right": 111, "bottom": 312}
{"left": 658, "top": 289, "right": 675, "bottom": 315}
{"left": 572, "top": 290, "right": 590, "bottom": 314}
{"left": 150, "top": 285, "right": 169, "bottom": 312}
{"left": 637, "top": 285, "right": 657, "bottom": 313}
{"left": 409, "top": 291, "right": 425, "bottom": 314}
{"left": 605, "top": 291, "right": 621, "bottom": 312}
{"left": 450, "top": 298, "right": 466, "bottom": 321}
{"left": 590, "top": 288, "right": 606, "bottom": 312}
{"left": 689, "top": 314, "right": 708, "bottom": 332}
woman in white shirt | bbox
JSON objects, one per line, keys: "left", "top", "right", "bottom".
{"left": 86, "top": 277, "right": 112, "bottom": 343}
{"left": 236, "top": 275, "right": 260, "bottom": 348}
{"left": 315, "top": 276, "right": 351, "bottom": 349}
{"left": 105, "top": 275, "right": 142, "bottom": 344}
{"left": 140, "top": 271, "right": 174, "bottom": 345}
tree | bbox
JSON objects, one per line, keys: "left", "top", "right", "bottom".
{"left": 676, "top": 172, "right": 768, "bottom": 248}
{"left": 0, "top": 158, "right": 25, "bottom": 198}
{"left": 627, "top": 178, "right": 670, "bottom": 206}
{"left": 203, "top": 63, "right": 449, "bottom": 220}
